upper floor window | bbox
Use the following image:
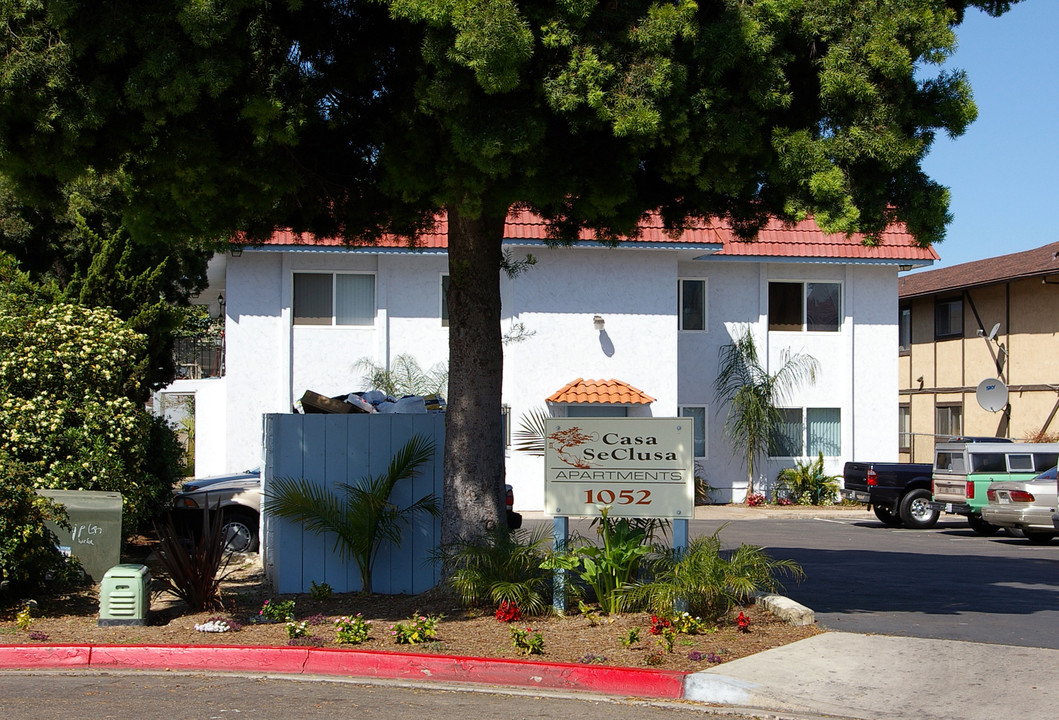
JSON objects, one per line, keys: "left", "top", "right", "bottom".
{"left": 899, "top": 405, "right": 911, "bottom": 453}
{"left": 935, "top": 403, "right": 962, "bottom": 438}
{"left": 293, "top": 273, "right": 376, "bottom": 326}
{"left": 899, "top": 304, "right": 911, "bottom": 354}
{"left": 679, "top": 279, "right": 706, "bottom": 331}
{"left": 934, "top": 297, "right": 962, "bottom": 339}
{"left": 441, "top": 274, "right": 451, "bottom": 327}
{"left": 768, "top": 282, "right": 841, "bottom": 332}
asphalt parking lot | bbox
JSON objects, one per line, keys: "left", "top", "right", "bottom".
{"left": 688, "top": 510, "right": 1059, "bottom": 648}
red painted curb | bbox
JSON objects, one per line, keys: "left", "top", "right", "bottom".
{"left": 0, "top": 644, "right": 687, "bottom": 699}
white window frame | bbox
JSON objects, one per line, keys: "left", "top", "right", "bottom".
{"left": 292, "top": 272, "right": 377, "bottom": 327}
{"left": 678, "top": 278, "right": 707, "bottom": 332}
{"left": 679, "top": 405, "right": 708, "bottom": 459}
{"left": 769, "top": 407, "right": 842, "bottom": 458}
{"left": 768, "top": 280, "right": 843, "bottom": 333}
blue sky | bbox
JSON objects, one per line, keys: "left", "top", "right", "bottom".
{"left": 915, "top": 1, "right": 1059, "bottom": 270}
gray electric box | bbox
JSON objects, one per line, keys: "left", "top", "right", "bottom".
{"left": 37, "top": 490, "right": 123, "bottom": 583}
{"left": 98, "top": 563, "right": 151, "bottom": 626}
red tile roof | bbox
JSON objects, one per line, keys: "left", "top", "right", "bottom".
{"left": 249, "top": 210, "right": 936, "bottom": 263}
{"left": 899, "top": 241, "right": 1059, "bottom": 299}
{"left": 547, "top": 378, "right": 656, "bottom": 405}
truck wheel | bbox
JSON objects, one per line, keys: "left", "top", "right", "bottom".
{"left": 872, "top": 505, "right": 903, "bottom": 527}
{"left": 967, "top": 513, "right": 1000, "bottom": 536}
{"left": 898, "top": 489, "right": 940, "bottom": 529}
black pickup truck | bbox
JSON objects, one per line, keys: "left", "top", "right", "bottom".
{"left": 841, "top": 461, "right": 938, "bottom": 529}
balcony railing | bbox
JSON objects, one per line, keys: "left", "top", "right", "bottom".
{"left": 173, "top": 337, "right": 224, "bottom": 379}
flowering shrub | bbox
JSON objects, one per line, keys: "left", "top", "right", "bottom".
{"left": 495, "top": 601, "right": 522, "bottom": 623}
{"left": 671, "top": 612, "right": 712, "bottom": 635}
{"left": 390, "top": 613, "right": 442, "bottom": 644}
{"left": 736, "top": 611, "right": 750, "bottom": 632}
{"left": 286, "top": 619, "right": 310, "bottom": 639}
{"left": 510, "top": 626, "right": 545, "bottom": 655}
{"left": 746, "top": 493, "right": 767, "bottom": 507}
{"left": 259, "top": 599, "right": 296, "bottom": 622}
{"left": 649, "top": 614, "right": 673, "bottom": 635}
{"left": 334, "top": 614, "right": 371, "bottom": 644}
{"left": 0, "top": 300, "right": 179, "bottom": 530}
{"left": 27, "top": 631, "right": 49, "bottom": 642}
{"left": 195, "top": 619, "right": 233, "bottom": 633}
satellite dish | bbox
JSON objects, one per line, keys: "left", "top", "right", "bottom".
{"left": 976, "top": 378, "right": 1008, "bottom": 413}
{"left": 987, "top": 323, "right": 1001, "bottom": 341}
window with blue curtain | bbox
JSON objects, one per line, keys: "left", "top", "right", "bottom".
{"left": 769, "top": 408, "right": 803, "bottom": 456}
{"left": 335, "top": 274, "right": 375, "bottom": 326}
{"left": 807, "top": 408, "right": 841, "bottom": 456}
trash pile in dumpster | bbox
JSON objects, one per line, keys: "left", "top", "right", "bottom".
{"left": 299, "top": 389, "right": 446, "bottom": 415}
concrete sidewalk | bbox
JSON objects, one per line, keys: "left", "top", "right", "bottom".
{"left": 4, "top": 632, "right": 1057, "bottom": 720}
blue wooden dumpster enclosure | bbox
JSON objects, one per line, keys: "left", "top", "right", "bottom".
{"left": 262, "top": 413, "right": 444, "bottom": 595}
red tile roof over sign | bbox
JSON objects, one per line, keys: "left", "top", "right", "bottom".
{"left": 251, "top": 210, "right": 936, "bottom": 262}
{"left": 547, "top": 378, "right": 656, "bottom": 405}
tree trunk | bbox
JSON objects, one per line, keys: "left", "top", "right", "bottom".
{"left": 441, "top": 206, "right": 507, "bottom": 558}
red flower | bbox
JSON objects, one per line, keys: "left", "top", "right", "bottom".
{"left": 736, "top": 611, "right": 750, "bottom": 632}
{"left": 495, "top": 601, "right": 522, "bottom": 623}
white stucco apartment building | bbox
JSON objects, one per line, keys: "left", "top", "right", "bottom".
{"left": 162, "top": 211, "right": 936, "bottom": 509}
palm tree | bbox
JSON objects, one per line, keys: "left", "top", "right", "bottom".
{"left": 262, "top": 434, "right": 440, "bottom": 594}
{"left": 715, "top": 326, "right": 819, "bottom": 499}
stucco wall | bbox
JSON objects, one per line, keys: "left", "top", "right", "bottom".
{"left": 186, "top": 245, "right": 901, "bottom": 510}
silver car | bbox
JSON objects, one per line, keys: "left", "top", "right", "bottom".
{"left": 981, "top": 466, "right": 1058, "bottom": 544}
{"left": 172, "top": 469, "right": 261, "bottom": 553}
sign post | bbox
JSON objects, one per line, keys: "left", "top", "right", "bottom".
{"left": 544, "top": 418, "right": 694, "bottom": 611}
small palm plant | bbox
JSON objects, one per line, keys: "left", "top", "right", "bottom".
{"left": 777, "top": 452, "right": 840, "bottom": 505}
{"left": 627, "top": 526, "right": 805, "bottom": 622}
{"left": 262, "top": 434, "right": 439, "bottom": 594}
{"left": 439, "top": 524, "right": 554, "bottom": 616}
{"left": 715, "top": 326, "right": 819, "bottom": 498}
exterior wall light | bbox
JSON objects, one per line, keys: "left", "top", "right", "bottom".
{"left": 593, "top": 315, "right": 605, "bottom": 331}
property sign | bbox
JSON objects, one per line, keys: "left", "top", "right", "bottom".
{"left": 543, "top": 418, "right": 693, "bottom": 518}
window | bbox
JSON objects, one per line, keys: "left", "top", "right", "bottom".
{"left": 293, "top": 273, "right": 375, "bottom": 326}
{"left": 898, "top": 405, "right": 911, "bottom": 452}
{"left": 807, "top": 408, "right": 841, "bottom": 456}
{"left": 899, "top": 305, "right": 911, "bottom": 354}
{"left": 441, "top": 274, "right": 450, "bottom": 327}
{"left": 935, "top": 404, "right": 962, "bottom": 438}
{"left": 679, "top": 279, "right": 706, "bottom": 331}
{"left": 770, "top": 408, "right": 841, "bottom": 457}
{"left": 566, "top": 405, "right": 628, "bottom": 418}
{"left": 679, "top": 406, "right": 707, "bottom": 458}
{"left": 770, "top": 408, "right": 805, "bottom": 456}
{"left": 935, "top": 297, "right": 962, "bottom": 339}
{"left": 768, "top": 282, "right": 841, "bottom": 332}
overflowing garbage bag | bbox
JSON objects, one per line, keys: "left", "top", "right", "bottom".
{"left": 299, "top": 389, "right": 446, "bottom": 415}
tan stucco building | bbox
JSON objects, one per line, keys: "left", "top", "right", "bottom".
{"left": 898, "top": 243, "right": 1059, "bottom": 462}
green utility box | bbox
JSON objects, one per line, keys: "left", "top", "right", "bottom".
{"left": 98, "top": 564, "right": 151, "bottom": 626}
{"left": 37, "top": 490, "right": 123, "bottom": 583}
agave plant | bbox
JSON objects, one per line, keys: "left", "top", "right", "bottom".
{"left": 262, "top": 434, "right": 439, "bottom": 594}
{"left": 627, "top": 525, "right": 805, "bottom": 621}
